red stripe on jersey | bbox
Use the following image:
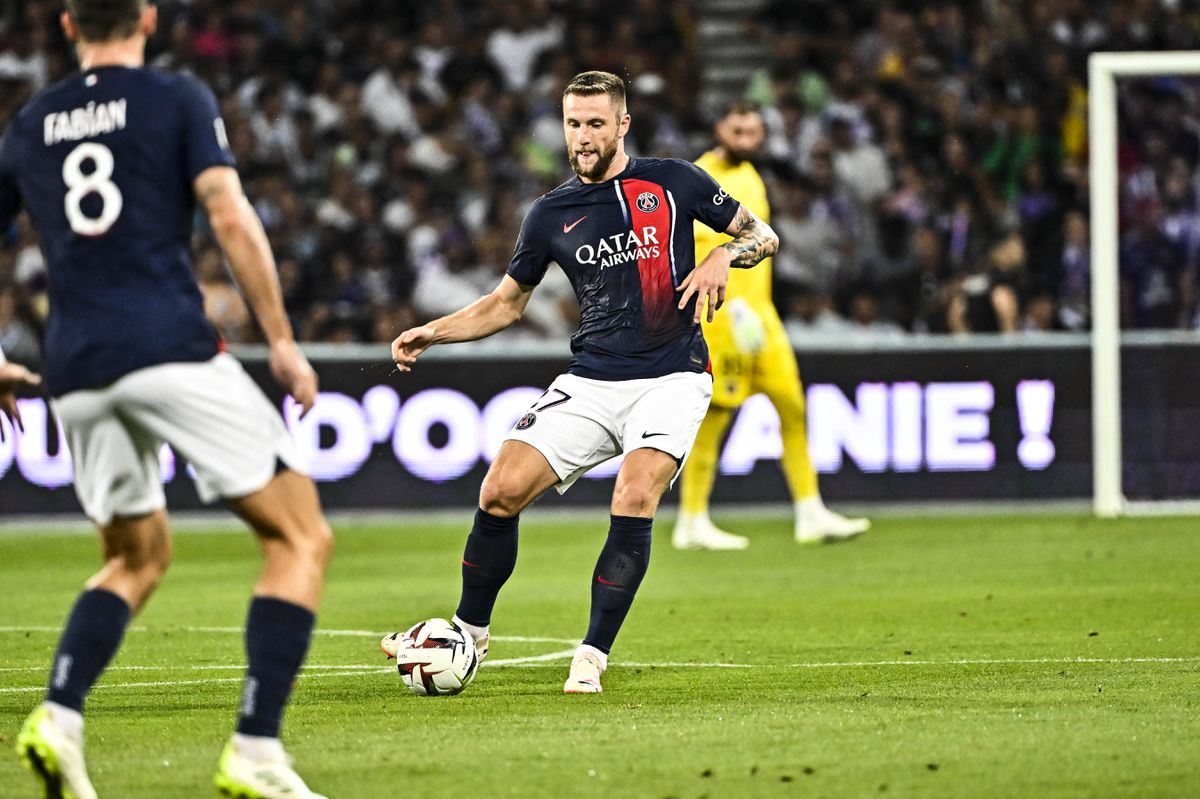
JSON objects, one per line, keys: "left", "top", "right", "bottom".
{"left": 621, "top": 179, "right": 675, "bottom": 332}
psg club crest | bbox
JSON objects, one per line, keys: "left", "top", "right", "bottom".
{"left": 515, "top": 412, "right": 537, "bottom": 430}
{"left": 636, "top": 191, "right": 659, "bottom": 212}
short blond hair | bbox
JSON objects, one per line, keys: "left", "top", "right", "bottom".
{"left": 563, "top": 71, "right": 627, "bottom": 115}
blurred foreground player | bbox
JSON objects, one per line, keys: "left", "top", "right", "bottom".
{"left": 0, "top": 2, "right": 332, "bottom": 797}
{"left": 673, "top": 103, "right": 869, "bottom": 550}
{"left": 388, "top": 72, "right": 777, "bottom": 692}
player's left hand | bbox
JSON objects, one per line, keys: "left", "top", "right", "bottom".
{"left": 269, "top": 340, "right": 318, "bottom": 418}
{"left": 677, "top": 248, "right": 731, "bottom": 323}
{"left": 0, "top": 362, "right": 41, "bottom": 442}
{"left": 391, "top": 325, "right": 437, "bottom": 372}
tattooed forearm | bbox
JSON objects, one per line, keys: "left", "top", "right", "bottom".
{"left": 720, "top": 204, "right": 779, "bottom": 268}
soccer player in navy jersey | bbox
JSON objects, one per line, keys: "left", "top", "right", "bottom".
{"left": 0, "top": 2, "right": 331, "bottom": 797}
{"left": 388, "top": 71, "right": 778, "bottom": 693}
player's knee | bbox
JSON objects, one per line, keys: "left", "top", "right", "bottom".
{"left": 311, "top": 519, "right": 334, "bottom": 566}
{"left": 611, "top": 480, "right": 662, "bottom": 518}
{"left": 292, "top": 517, "right": 334, "bottom": 567}
{"left": 478, "top": 475, "right": 527, "bottom": 518}
{"left": 104, "top": 529, "right": 172, "bottom": 581}
{"left": 772, "top": 388, "right": 807, "bottom": 425}
{"left": 772, "top": 403, "right": 804, "bottom": 434}
{"left": 252, "top": 509, "right": 333, "bottom": 568}
{"left": 479, "top": 493, "right": 523, "bottom": 518}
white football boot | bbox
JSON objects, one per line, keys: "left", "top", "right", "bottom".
{"left": 214, "top": 737, "right": 328, "bottom": 799}
{"left": 671, "top": 512, "right": 750, "bottom": 551}
{"left": 795, "top": 498, "right": 871, "bottom": 544}
{"left": 563, "top": 647, "right": 606, "bottom": 694}
{"left": 16, "top": 704, "right": 97, "bottom": 799}
{"left": 379, "top": 631, "right": 402, "bottom": 659}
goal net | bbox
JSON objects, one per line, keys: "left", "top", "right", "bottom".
{"left": 1090, "top": 52, "right": 1200, "bottom": 516}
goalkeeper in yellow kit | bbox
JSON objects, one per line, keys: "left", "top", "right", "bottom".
{"left": 672, "top": 103, "right": 870, "bottom": 550}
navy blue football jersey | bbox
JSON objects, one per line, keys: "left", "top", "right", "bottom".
{"left": 508, "top": 157, "right": 740, "bottom": 380}
{"left": 0, "top": 65, "right": 235, "bottom": 396}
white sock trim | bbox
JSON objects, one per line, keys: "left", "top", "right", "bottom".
{"left": 452, "top": 615, "right": 489, "bottom": 643}
{"left": 231, "top": 733, "right": 286, "bottom": 763}
{"left": 44, "top": 701, "right": 83, "bottom": 740}
{"left": 796, "top": 497, "right": 825, "bottom": 515}
{"left": 576, "top": 644, "right": 608, "bottom": 671}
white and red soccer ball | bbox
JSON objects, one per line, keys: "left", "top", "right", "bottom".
{"left": 381, "top": 618, "right": 479, "bottom": 696}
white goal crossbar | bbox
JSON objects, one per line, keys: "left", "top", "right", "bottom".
{"left": 1089, "top": 52, "right": 1200, "bottom": 517}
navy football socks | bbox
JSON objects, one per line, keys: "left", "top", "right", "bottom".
{"left": 583, "top": 515, "right": 653, "bottom": 654}
{"left": 46, "top": 589, "right": 131, "bottom": 712}
{"left": 455, "top": 508, "right": 519, "bottom": 627}
{"left": 236, "top": 597, "right": 314, "bottom": 738}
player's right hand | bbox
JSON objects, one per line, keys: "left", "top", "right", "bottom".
{"left": 392, "top": 326, "right": 436, "bottom": 373}
{"left": 678, "top": 247, "right": 731, "bottom": 323}
{"left": 269, "top": 340, "right": 318, "bottom": 418}
{"left": 0, "top": 362, "right": 41, "bottom": 441}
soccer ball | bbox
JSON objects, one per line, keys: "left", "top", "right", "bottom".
{"left": 384, "top": 618, "right": 479, "bottom": 696}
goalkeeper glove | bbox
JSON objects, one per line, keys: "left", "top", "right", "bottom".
{"left": 726, "top": 297, "right": 766, "bottom": 354}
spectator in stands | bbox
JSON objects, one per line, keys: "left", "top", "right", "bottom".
{"left": 0, "top": 282, "right": 40, "bottom": 368}
{"left": 911, "top": 235, "right": 954, "bottom": 335}
{"left": 485, "top": 3, "right": 563, "bottom": 92}
{"left": 1016, "top": 160, "right": 1062, "bottom": 288}
{"left": 781, "top": 281, "right": 851, "bottom": 341}
{"left": 1121, "top": 201, "right": 1188, "bottom": 329}
{"left": 11, "top": 215, "right": 45, "bottom": 289}
{"left": 827, "top": 113, "right": 889, "bottom": 269}
{"left": 772, "top": 172, "right": 850, "bottom": 303}
{"left": 248, "top": 82, "right": 299, "bottom": 165}
{"left": 0, "top": 25, "right": 47, "bottom": 89}
{"left": 842, "top": 283, "right": 906, "bottom": 338}
{"left": 361, "top": 39, "right": 423, "bottom": 139}
{"left": 948, "top": 232, "right": 1026, "bottom": 334}
{"left": 1057, "top": 209, "right": 1090, "bottom": 331}
{"left": 1022, "top": 291, "right": 1062, "bottom": 332}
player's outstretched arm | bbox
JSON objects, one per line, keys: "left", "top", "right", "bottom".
{"left": 0, "top": 358, "right": 41, "bottom": 441}
{"left": 677, "top": 204, "right": 779, "bottom": 323}
{"left": 392, "top": 275, "right": 534, "bottom": 372}
{"left": 194, "top": 165, "right": 317, "bottom": 415}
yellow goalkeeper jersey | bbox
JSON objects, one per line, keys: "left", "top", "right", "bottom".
{"left": 693, "top": 150, "right": 773, "bottom": 308}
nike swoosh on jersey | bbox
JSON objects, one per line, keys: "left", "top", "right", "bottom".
{"left": 563, "top": 215, "right": 588, "bottom": 233}
{"left": 641, "top": 431, "right": 669, "bottom": 439}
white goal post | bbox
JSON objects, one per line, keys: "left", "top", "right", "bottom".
{"left": 1089, "top": 52, "right": 1200, "bottom": 517}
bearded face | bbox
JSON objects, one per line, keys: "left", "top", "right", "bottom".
{"left": 716, "top": 112, "right": 765, "bottom": 165}
{"left": 569, "top": 134, "right": 620, "bottom": 181}
{"left": 563, "top": 92, "right": 629, "bottom": 182}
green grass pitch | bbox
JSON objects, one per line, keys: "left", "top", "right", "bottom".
{"left": 1, "top": 511, "right": 1198, "bottom": 798}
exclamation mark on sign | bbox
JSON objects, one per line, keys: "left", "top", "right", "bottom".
{"left": 1016, "top": 380, "right": 1055, "bottom": 469}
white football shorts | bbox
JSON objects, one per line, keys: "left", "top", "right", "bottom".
{"left": 505, "top": 371, "right": 713, "bottom": 493}
{"left": 52, "top": 353, "right": 304, "bottom": 525}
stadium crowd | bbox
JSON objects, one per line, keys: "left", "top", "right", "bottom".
{"left": 4, "top": 0, "right": 1200, "bottom": 364}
